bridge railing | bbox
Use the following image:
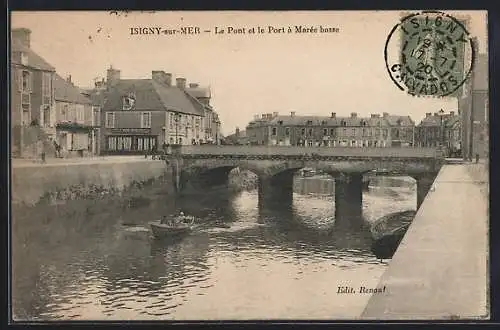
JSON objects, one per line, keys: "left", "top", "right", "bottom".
{"left": 172, "top": 145, "right": 444, "bottom": 158}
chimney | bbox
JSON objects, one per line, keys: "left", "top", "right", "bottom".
{"left": 235, "top": 127, "right": 240, "bottom": 137}
{"left": 176, "top": 77, "right": 186, "bottom": 90}
{"left": 370, "top": 114, "right": 377, "bottom": 118}
{"left": 261, "top": 113, "right": 266, "bottom": 119}
{"left": 291, "top": 111, "right": 296, "bottom": 117}
{"left": 254, "top": 114, "right": 260, "bottom": 121}
{"left": 106, "top": 66, "right": 121, "bottom": 87}
{"left": 273, "top": 112, "right": 279, "bottom": 117}
{"left": 189, "top": 83, "right": 199, "bottom": 88}
{"left": 164, "top": 73, "right": 172, "bottom": 86}
{"left": 66, "top": 75, "right": 72, "bottom": 85}
{"left": 12, "top": 28, "right": 31, "bottom": 48}
{"left": 350, "top": 112, "right": 357, "bottom": 118}
{"left": 383, "top": 112, "right": 389, "bottom": 118}
{"left": 331, "top": 112, "right": 336, "bottom": 118}
{"left": 426, "top": 112, "right": 432, "bottom": 118}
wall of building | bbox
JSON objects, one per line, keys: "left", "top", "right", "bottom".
{"left": 12, "top": 160, "right": 171, "bottom": 207}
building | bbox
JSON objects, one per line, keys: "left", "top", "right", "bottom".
{"left": 53, "top": 74, "right": 98, "bottom": 157}
{"left": 415, "top": 110, "right": 461, "bottom": 156}
{"left": 185, "top": 83, "right": 222, "bottom": 144}
{"left": 100, "top": 68, "right": 208, "bottom": 154}
{"left": 246, "top": 112, "right": 414, "bottom": 147}
{"left": 224, "top": 127, "right": 249, "bottom": 145}
{"left": 460, "top": 53, "right": 488, "bottom": 160}
{"left": 11, "top": 27, "right": 56, "bottom": 157}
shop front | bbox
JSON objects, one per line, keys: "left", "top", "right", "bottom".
{"left": 104, "top": 128, "right": 158, "bottom": 155}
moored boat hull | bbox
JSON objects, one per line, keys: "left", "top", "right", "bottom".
{"left": 149, "top": 221, "right": 193, "bottom": 239}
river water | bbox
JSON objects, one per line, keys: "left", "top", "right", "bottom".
{"left": 12, "top": 176, "right": 416, "bottom": 321}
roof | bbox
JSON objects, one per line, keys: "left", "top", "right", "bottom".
{"left": 11, "top": 39, "right": 55, "bottom": 71}
{"left": 246, "top": 114, "right": 408, "bottom": 127}
{"left": 385, "top": 115, "right": 414, "bottom": 126}
{"left": 473, "top": 53, "right": 488, "bottom": 91}
{"left": 418, "top": 113, "right": 460, "bottom": 127}
{"left": 54, "top": 74, "right": 92, "bottom": 105}
{"left": 103, "top": 79, "right": 205, "bottom": 116}
{"left": 186, "top": 86, "right": 211, "bottom": 99}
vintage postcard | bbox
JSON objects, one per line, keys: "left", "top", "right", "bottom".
{"left": 10, "top": 10, "right": 489, "bottom": 321}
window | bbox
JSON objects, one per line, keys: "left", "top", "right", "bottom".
{"left": 330, "top": 128, "right": 334, "bottom": 136}
{"left": 343, "top": 128, "right": 347, "bottom": 136}
{"left": 352, "top": 128, "right": 356, "bottom": 136}
{"left": 21, "top": 104, "right": 30, "bottom": 125}
{"left": 308, "top": 128, "right": 313, "bottom": 136}
{"left": 105, "top": 112, "right": 115, "bottom": 128}
{"left": 108, "top": 136, "right": 117, "bottom": 150}
{"left": 272, "top": 127, "right": 277, "bottom": 136}
{"left": 141, "top": 112, "right": 151, "bottom": 128}
{"left": 323, "top": 128, "right": 328, "bottom": 135}
{"left": 362, "top": 128, "right": 367, "bottom": 136}
{"left": 76, "top": 106, "right": 85, "bottom": 123}
{"left": 19, "top": 70, "right": 32, "bottom": 92}
{"left": 43, "top": 105, "right": 50, "bottom": 127}
{"left": 285, "top": 127, "right": 290, "bottom": 136}
{"left": 301, "top": 128, "right": 305, "bottom": 135}
{"left": 42, "top": 72, "right": 52, "bottom": 105}
{"left": 61, "top": 104, "right": 69, "bottom": 121}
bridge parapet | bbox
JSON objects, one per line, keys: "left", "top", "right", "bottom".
{"left": 172, "top": 145, "right": 445, "bottom": 160}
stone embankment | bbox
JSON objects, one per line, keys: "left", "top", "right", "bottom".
{"left": 12, "top": 158, "right": 173, "bottom": 208}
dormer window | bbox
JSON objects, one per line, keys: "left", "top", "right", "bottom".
{"left": 307, "top": 120, "right": 313, "bottom": 125}
{"left": 122, "top": 93, "right": 136, "bottom": 110}
{"left": 341, "top": 120, "right": 346, "bottom": 126}
{"left": 20, "top": 52, "right": 28, "bottom": 66}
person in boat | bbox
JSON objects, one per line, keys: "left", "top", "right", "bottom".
{"left": 160, "top": 215, "right": 169, "bottom": 225}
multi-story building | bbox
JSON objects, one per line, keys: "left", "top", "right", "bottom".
{"left": 100, "top": 68, "right": 207, "bottom": 154}
{"left": 11, "top": 27, "right": 56, "bottom": 157}
{"left": 54, "top": 74, "right": 98, "bottom": 157}
{"left": 460, "top": 53, "right": 488, "bottom": 160}
{"left": 185, "top": 83, "right": 222, "bottom": 144}
{"left": 414, "top": 110, "right": 462, "bottom": 157}
{"left": 246, "top": 112, "right": 414, "bottom": 147}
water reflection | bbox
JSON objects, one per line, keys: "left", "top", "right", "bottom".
{"left": 12, "top": 175, "right": 416, "bottom": 320}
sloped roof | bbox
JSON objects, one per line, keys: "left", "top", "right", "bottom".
{"left": 385, "top": 115, "right": 414, "bottom": 126}
{"left": 103, "top": 79, "right": 205, "bottom": 116}
{"left": 248, "top": 115, "right": 390, "bottom": 127}
{"left": 11, "top": 39, "right": 55, "bottom": 71}
{"left": 186, "top": 86, "right": 210, "bottom": 98}
{"left": 54, "top": 74, "right": 92, "bottom": 104}
{"left": 473, "top": 53, "right": 488, "bottom": 91}
{"left": 418, "top": 113, "right": 460, "bottom": 127}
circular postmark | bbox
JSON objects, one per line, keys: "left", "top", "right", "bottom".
{"left": 384, "top": 11, "right": 475, "bottom": 97}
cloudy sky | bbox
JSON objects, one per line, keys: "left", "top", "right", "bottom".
{"left": 11, "top": 11, "right": 487, "bottom": 135}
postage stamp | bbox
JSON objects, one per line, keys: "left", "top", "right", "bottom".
{"left": 384, "top": 11, "right": 475, "bottom": 97}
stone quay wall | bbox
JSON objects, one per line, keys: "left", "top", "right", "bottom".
{"left": 11, "top": 159, "right": 173, "bottom": 208}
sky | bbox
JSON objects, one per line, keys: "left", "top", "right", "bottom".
{"left": 11, "top": 11, "right": 487, "bottom": 135}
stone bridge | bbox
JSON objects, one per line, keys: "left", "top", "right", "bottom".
{"left": 167, "top": 145, "right": 445, "bottom": 222}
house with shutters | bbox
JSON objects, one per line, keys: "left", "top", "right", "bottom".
{"left": 100, "top": 68, "right": 207, "bottom": 154}
{"left": 11, "top": 27, "right": 56, "bottom": 158}
{"left": 54, "top": 74, "right": 97, "bottom": 157}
